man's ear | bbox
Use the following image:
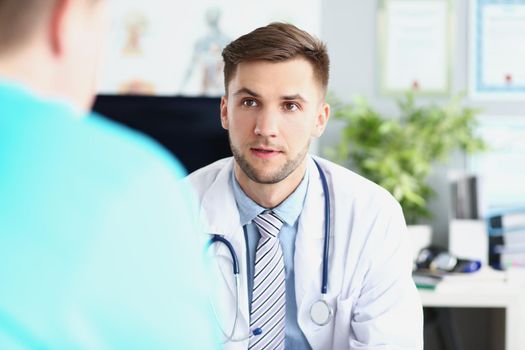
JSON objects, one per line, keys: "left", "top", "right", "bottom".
{"left": 312, "top": 102, "right": 330, "bottom": 138}
{"left": 220, "top": 96, "right": 229, "bottom": 130}
{"left": 49, "top": 0, "right": 71, "bottom": 56}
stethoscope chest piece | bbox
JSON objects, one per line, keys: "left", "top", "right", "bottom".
{"left": 309, "top": 299, "right": 333, "bottom": 326}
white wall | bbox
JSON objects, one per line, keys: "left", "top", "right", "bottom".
{"left": 319, "top": 0, "right": 525, "bottom": 246}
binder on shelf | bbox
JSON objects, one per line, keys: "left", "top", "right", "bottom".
{"left": 486, "top": 206, "right": 525, "bottom": 269}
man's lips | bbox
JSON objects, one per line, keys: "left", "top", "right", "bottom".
{"left": 250, "top": 146, "right": 282, "bottom": 158}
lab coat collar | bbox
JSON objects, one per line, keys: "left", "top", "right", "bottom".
{"left": 200, "top": 158, "right": 241, "bottom": 236}
{"left": 231, "top": 165, "right": 309, "bottom": 228}
{"left": 200, "top": 158, "right": 250, "bottom": 335}
{"left": 295, "top": 157, "right": 331, "bottom": 337}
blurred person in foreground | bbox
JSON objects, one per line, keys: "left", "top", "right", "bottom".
{"left": 0, "top": 0, "right": 216, "bottom": 348}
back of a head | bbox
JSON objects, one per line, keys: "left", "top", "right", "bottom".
{"left": 0, "top": 0, "right": 107, "bottom": 111}
{"left": 0, "top": 0, "right": 55, "bottom": 55}
{"left": 222, "top": 22, "right": 329, "bottom": 95}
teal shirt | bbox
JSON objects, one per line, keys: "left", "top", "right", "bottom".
{"left": 0, "top": 81, "right": 217, "bottom": 349}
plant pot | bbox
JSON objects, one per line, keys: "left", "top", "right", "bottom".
{"left": 407, "top": 224, "right": 433, "bottom": 262}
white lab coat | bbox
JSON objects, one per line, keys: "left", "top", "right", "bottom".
{"left": 187, "top": 156, "right": 423, "bottom": 350}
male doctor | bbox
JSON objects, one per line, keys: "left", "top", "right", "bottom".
{"left": 188, "top": 23, "right": 423, "bottom": 349}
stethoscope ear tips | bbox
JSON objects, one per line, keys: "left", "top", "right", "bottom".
{"left": 252, "top": 327, "right": 263, "bottom": 336}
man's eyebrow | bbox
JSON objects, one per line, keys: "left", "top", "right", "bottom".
{"left": 232, "top": 89, "right": 308, "bottom": 103}
{"left": 282, "top": 94, "right": 307, "bottom": 103}
{"left": 233, "top": 87, "right": 259, "bottom": 97}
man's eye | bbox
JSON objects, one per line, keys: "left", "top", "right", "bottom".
{"left": 242, "top": 99, "right": 258, "bottom": 107}
{"left": 284, "top": 102, "right": 299, "bottom": 112}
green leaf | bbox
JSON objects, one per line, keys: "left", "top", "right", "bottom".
{"left": 326, "top": 91, "right": 487, "bottom": 224}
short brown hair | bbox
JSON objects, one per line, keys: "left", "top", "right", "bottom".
{"left": 222, "top": 22, "right": 329, "bottom": 95}
{"left": 0, "top": 0, "right": 57, "bottom": 53}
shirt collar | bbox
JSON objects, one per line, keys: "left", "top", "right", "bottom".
{"left": 231, "top": 166, "right": 309, "bottom": 227}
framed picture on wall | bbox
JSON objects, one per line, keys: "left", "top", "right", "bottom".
{"left": 469, "top": 0, "right": 525, "bottom": 100}
{"left": 378, "top": 0, "right": 452, "bottom": 95}
{"left": 97, "top": 0, "right": 321, "bottom": 97}
{"left": 468, "top": 115, "right": 525, "bottom": 209}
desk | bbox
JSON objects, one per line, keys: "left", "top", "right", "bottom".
{"left": 419, "top": 268, "right": 525, "bottom": 350}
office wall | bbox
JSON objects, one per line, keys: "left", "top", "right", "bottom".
{"left": 319, "top": 0, "right": 525, "bottom": 246}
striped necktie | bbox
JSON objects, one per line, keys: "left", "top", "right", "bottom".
{"left": 249, "top": 210, "right": 286, "bottom": 350}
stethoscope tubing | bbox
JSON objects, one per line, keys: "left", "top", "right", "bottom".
{"left": 207, "top": 234, "right": 239, "bottom": 275}
{"left": 314, "top": 159, "right": 330, "bottom": 295}
{"left": 206, "top": 158, "right": 333, "bottom": 338}
{"left": 208, "top": 158, "right": 330, "bottom": 293}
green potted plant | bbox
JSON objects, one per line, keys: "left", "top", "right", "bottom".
{"left": 327, "top": 92, "right": 486, "bottom": 226}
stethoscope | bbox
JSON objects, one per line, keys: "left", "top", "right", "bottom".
{"left": 206, "top": 159, "right": 332, "bottom": 343}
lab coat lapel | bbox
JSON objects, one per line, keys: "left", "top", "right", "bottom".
{"left": 200, "top": 159, "right": 250, "bottom": 334}
{"left": 295, "top": 158, "right": 327, "bottom": 324}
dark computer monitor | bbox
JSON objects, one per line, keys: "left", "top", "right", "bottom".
{"left": 92, "top": 95, "right": 231, "bottom": 173}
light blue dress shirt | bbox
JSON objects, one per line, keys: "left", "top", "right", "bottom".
{"left": 231, "top": 169, "right": 312, "bottom": 350}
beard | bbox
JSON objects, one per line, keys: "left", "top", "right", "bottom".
{"left": 229, "top": 136, "right": 310, "bottom": 184}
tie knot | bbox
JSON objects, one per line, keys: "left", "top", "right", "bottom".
{"left": 253, "top": 210, "right": 284, "bottom": 239}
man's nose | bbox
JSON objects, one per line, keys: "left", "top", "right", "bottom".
{"left": 254, "top": 108, "right": 279, "bottom": 138}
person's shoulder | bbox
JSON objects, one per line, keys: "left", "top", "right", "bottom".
{"left": 186, "top": 157, "right": 232, "bottom": 185}
{"left": 79, "top": 113, "right": 199, "bottom": 238}
{"left": 83, "top": 112, "right": 186, "bottom": 180}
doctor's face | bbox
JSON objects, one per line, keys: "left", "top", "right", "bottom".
{"left": 221, "top": 57, "right": 330, "bottom": 185}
